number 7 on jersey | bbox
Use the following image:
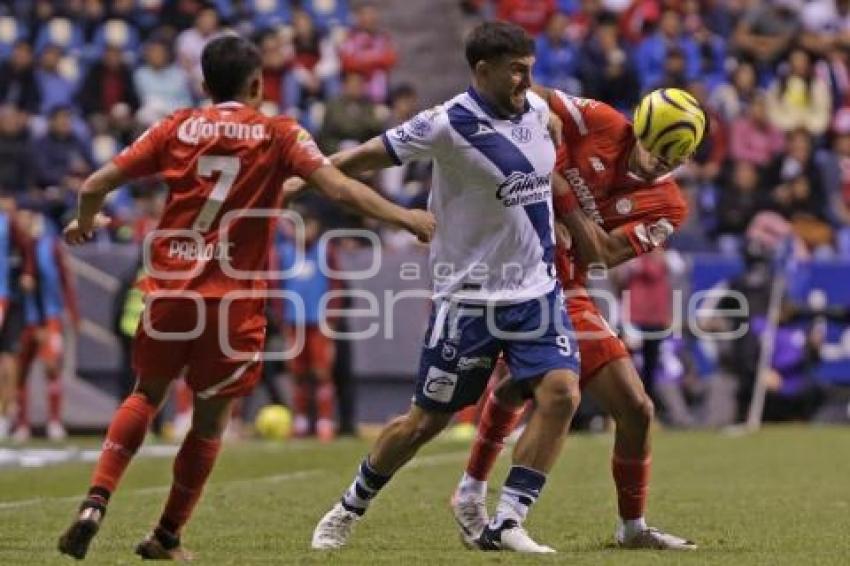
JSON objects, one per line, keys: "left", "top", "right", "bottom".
{"left": 192, "top": 155, "right": 241, "bottom": 232}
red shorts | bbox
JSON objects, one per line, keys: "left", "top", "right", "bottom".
{"left": 286, "top": 325, "right": 335, "bottom": 376}
{"left": 20, "top": 318, "right": 64, "bottom": 366}
{"left": 132, "top": 297, "right": 266, "bottom": 399}
{"left": 567, "top": 292, "right": 629, "bottom": 388}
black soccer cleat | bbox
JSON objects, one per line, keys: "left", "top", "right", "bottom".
{"left": 58, "top": 501, "right": 106, "bottom": 560}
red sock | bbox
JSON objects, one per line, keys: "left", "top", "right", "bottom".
{"left": 16, "top": 377, "right": 28, "bottom": 428}
{"left": 465, "top": 393, "right": 524, "bottom": 481}
{"left": 292, "top": 378, "right": 310, "bottom": 418}
{"left": 612, "top": 453, "right": 651, "bottom": 520}
{"left": 455, "top": 405, "right": 477, "bottom": 425}
{"left": 47, "top": 368, "right": 61, "bottom": 422}
{"left": 158, "top": 431, "right": 222, "bottom": 535}
{"left": 90, "top": 393, "right": 156, "bottom": 494}
{"left": 316, "top": 381, "right": 335, "bottom": 421}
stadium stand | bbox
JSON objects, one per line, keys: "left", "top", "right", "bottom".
{"left": 0, "top": 0, "right": 848, "bottom": 433}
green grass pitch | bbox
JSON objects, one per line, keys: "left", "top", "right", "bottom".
{"left": 1, "top": 425, "right": 848, "bottom": 564}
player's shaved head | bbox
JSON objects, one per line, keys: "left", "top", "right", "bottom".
{"left": 464, "top": 21, "right": 534, "bottom": 69}
{"left": 201, "top": 34, "right": 262, "bottom": 103}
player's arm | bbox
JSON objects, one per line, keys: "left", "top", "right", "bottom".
{"left": 65, "top": 116, "right": 170, "bottom": 245}
{"left": 63, "top": 163, "right": 124, "bottom": 245}
{"left": 282, "top": 137, "right": 399, "bottom": 204}
{"left": 552, "top": 171, "right": 637, "bottom": 268}
{"left": 306, "top": 164, "right": 435, "bottom": 242}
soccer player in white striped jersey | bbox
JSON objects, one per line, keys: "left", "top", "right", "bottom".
{"left": 302, "top": 22, "right": 582, "bottom": 553}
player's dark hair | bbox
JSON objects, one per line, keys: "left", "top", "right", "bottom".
{"left": 464, "top": 21, "right": 534, "bottom": 69}
{"left": 201, "top": 34, "right": 262, "bottom": 102}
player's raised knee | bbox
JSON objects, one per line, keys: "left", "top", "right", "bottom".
{"left": 535, "top": 371, "right": 581, "bottom": 414}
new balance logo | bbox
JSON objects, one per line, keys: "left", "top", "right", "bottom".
{"left": 471, "top": 122, "right": 496, "bottom": 137}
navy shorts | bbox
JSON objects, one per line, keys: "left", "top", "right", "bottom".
{"left": 414, "top": 287, "right": 580, "bottom": 413}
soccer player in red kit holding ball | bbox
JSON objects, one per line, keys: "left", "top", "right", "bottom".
{"left": 452, "top": 87, "right": 704, "bottom": 550}
{"left": 58, "top": 34, "right": 434, "bottom": 560}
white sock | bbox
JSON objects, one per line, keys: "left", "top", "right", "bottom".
{"left": 622, "top": 517, "right": 648, "bottom": 537}
{"left": 457, "top": 472, "right": 487, "bottom": 499}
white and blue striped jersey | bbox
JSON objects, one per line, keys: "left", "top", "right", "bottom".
{"left": 382, "top": 88, "right": 557, "bottom": 303}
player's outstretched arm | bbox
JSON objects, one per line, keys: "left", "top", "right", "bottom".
{"left": 63, "top": 163, "right": 124, "bottom": 245}
{"left": 306, "top": 164, "right": 435, "bottom": 243}
{"left": 281, "top": 137, "right": 395, "bottom": 205}
{"left": 552, "top": 171, "right": 635, "bottom": 268}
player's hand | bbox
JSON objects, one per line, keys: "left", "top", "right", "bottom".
{"left": 63, "top": 213, "right": 111, "bottom": 245}
{"left": 547, "top": 111, "right": 563, "bottom": 147}
{"left": 403, "top": 209, "right": 436, "bottom": 243}
{"left": 281, "top": 177, "right": 308, "bottom": 208}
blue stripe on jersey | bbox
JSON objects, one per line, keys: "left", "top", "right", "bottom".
{"left": 0, "top": 214, "right": 9, "bottom": 300}
{"left": 446, "top": 103, "right": 554, "bottom": 266}
{"left": 381, "top": 132, "right": 402, "bottom": 165}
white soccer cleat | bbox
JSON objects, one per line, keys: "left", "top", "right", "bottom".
{"left": 451, "top": 492, "right": 489, "bottom": 548}
{"left": 616, "top": 525, "right": 697, "bottom": 550}
{"left": 47, "top": 421, "right": 67, "bottom": 442}
{"left": 477, "top": 519, "right": 556, "bottom": 553}
{"left": 311, "top": 502, "right": 360, "bottom": 550}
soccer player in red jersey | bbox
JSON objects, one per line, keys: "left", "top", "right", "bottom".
{"left": 58, "top": 34, "right": 434, "bottom": 560}
{"left": 452, "top": 88, "right": 704, "bottom": 550}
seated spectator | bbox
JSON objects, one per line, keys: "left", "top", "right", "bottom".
{"left": 729, "top": 93, "right": 785, "bottom": 167}
{"left": 714, "top": 160, "right": 768, "bottom": 238}
{"left": 534, "top": 11, "right": 581, "bottom": 95}
{"left": 815, "top": 42, "right": 850, "bottom": 110}
{"left": 0, "top": 106, "right": 33, "bottom": 194}
{"left": 496, "top": 0, "right": 557, "bottom": 36}
{"left": 709, "top": 60, "right": 761, "bottom": 122}
{"left": 35, "top": 43, "right": 77, "bottom": 115}
{"left": 635, "top": 8, "right": 700, "bottom": 92}
{"left": 685, "top": 8, "right": 728, "bottom": 92}
{"left": 134, "top": 38, "right": 193, "bottom": 126}
{"left": 647, "top": 45, "right": 689, "bottom": 91}
{"left": 0, "top": 40, "right": 41, "bottom": 114}
{"left": 77, "top": 44, "right": 139, "bottom": 124}
{"left": 339, "top": 3, "right": 397, "bottom": 103}
{"left": 731, "top": 0, "right": 801, "bottom": 73}
{"left": 682, "top": 82, "right": 727, "bottom": 187}
{"left": 819, "top": 107, "right": 850, "bottom": 228}
{"left": 766, "top": 46, "right": 832, "bottom": 137}
{"left": 316, "top": 72, "right": 386, "bottom": 155}
{"left": 256, "top": 28, "right": 292, "bottom": 115}
{"left": 769, "top": 173, "right": 833, "bottom": 252}
{"left": 29, "top": 105, "right": 95, "bottom": 225}
{"left": 578, "top": 11, "right": 640, "bottom": 114}
{"left": 175, "top": 5, "right": 221, "bottom": 99}
{"left": 285, "top": 9, "right": 341, "bottom": 127}
{"left": 799, "top": 0, "right": 850, "bottom": 57}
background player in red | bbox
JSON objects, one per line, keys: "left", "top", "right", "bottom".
{"left": 13, "top": 209, "right": 79, "bottom": 442}
{"left": 58, "top": 34, "right": 434, "bottom": 561}
{"left": 452, "top": 88, "right": 705, "bottom": 550}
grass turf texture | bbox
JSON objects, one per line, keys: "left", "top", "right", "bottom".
{"left": 1, "top": 425, "right": 848, "bottom": 564}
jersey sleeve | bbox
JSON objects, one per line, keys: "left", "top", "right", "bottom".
{"left": 279, "top": 122, "right": 331, "bottom": 179}
{"left": 112, "top": 115, "right": 175, "bottom": 178}
{"left": 550, "top": 90, "right": 624, "bottom": 143}
{"left": 618, "top": 182, "right": 688, "bottom": 256}
{"left": 381, "top": 105, "right": 447, "bottom": 165}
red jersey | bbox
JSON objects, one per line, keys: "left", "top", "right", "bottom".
{"left": 113, "top": 101, "right": 329, "bottom": 298}
{"left": 548, "top": 91, "right": 688, "bottom": 289}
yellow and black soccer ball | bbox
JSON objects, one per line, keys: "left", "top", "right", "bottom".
{"left": 633, "top": 88, "right": 707, "bottom": 163}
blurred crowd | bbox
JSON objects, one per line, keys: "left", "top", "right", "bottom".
{"left": 0, "top": 0, "right": 412, "bottom": 241}
{"left": 463, "top": 0, "right": 850, "bottom": 259}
